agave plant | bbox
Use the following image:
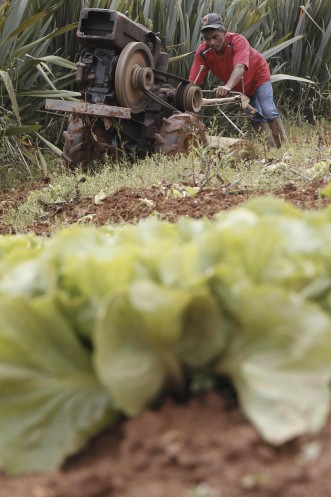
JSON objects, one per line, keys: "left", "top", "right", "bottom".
{"left": 263, "top": 0, "right": 331, "bottom": 85}
{"left": 0, "top": 0, "right": 79, "bottom": 121}
{"left": 0, "top": 0, "right": 81, "bottom": 177}
{"left": 80, "top": 0, "right": 313, "bottom": 86}
{"left": 0, "top": 0, "right": 330, "bottom": 185}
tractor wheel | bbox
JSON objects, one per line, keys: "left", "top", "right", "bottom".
{"left": 63, "top": 117, "right": 119, "bottom": 168}
{"left": 63, "top": 116, "right": 94, "bottom": 167}
{"left": 154, "top": 112, "right": 207, "bottom": 155}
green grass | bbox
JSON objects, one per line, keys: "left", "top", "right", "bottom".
{"left": 2, "top": 118, "right": 331, "bottom": 234}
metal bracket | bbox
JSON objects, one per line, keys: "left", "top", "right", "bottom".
{"left": 45, "top": 99, "right": 132, "bottom": 119}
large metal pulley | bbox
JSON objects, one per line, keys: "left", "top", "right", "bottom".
{"left": 115, "top": 42, "right": 154, "bottom": 113}
{"left": 115, "top": 42, "right": 206, "bottom": 114}
{"left": 174, "top": 83, "right": 203, "bottom": 113}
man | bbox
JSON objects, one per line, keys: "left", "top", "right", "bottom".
{"left": 189, "top": 13, "right": 287, "bottom": 148}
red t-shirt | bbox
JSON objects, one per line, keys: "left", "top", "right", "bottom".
{"left": 189, "top": 32, "right": 270, "bottom": 96}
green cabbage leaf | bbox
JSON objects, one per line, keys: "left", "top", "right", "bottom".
{"left": 94, "top": 280, "right": 225, "bottom": 415}
{"left": 215, "top": 286, "right": 331, "bottom": 444}
{"left": 0, "top": 294, "right": 116, "bottom": 474}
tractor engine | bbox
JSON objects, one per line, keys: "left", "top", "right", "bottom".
{"left": 75, "top": 9, "right": 168, "bottom": 108}
{"left": 45, "top": 9, "right": 205, "bottom": 166}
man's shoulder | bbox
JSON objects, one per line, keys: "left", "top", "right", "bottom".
{"left": 196, "top": 40, "right": 208, "bottom": 52}
{"left": 226, "top": 32, "right": 248, "bottom": 44}
{"left": 195, "top": 41, "right": 212, "bottom": 60}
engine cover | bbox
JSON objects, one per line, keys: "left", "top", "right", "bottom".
{"left": 77, "top": 9, "right": 161, "bottom": 62}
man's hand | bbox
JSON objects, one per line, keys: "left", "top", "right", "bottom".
{"left": 215, "top": 85, "right": 231, "bottom": 97}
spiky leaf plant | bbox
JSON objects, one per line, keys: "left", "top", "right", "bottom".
{"left": 0, "top": 0, "right": 79, "bottom": 179}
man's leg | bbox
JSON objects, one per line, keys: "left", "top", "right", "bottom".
{"left": 250, "top": 120, "right": 277, "bottom": 148}
{"left": 249, "top": 90, "right": 276, "bottom": 148}
{"left": 268, "top": 118, "right": 288, "bottom": 148}
{"left": 253, "top": 81, "right": 287, "bottom": 148}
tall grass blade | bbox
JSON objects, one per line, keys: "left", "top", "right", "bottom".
{"left": 0, "top": 70, "right": 21, "bottom": 124}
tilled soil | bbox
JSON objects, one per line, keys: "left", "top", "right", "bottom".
{"left": 0, "top": 177, "right": 330, "bottom": 236}
{"left": 1, "top": 391, "right": 331, "bottom": 497}
{"left": 1, "top": 177, "right": 331, "bottom": 497}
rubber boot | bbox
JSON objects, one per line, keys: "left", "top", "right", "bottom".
{"left": 251, "top": 121, "right": 277, "bottom": 149}
{"left": 268, "top": 118, "right": 288, "bottom": 148}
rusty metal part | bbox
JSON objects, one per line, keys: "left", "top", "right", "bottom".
{"left": 201, "top": 95, "right": 243, "bottom": 106}
{"left": 45, "top": 99, "right": 131, "bottom": 119}
{"left": 201, "top": 94, "right": 251, "bottom": 136}
{"left": 193, "top": 63, "right": 207, "bottom": 84}
{"left": 62, "top": 117, "right": 94, "bottom": 166}
{"left": 240, "top": 96, "right": 263, "bottom": 118}
{"left": 115, "top": 42, "right": 154, "bottom": 113}
{"left": 143, "top": 89, "right": 178, "bottom": 112}
{"left": 155, "top": 112, "right": 207, "bottom": 155}
{"left": 132, "top": 65, "right": 154, "bottom": 91}
{"left": 201, "top": 94, "right": 261, "bottom": 118}
{"left": 77, "top": 9, "right": 161, "bottom": 61}
{"left": 62, "top": 116, "right": 119, "bottom": 166}
{"left": 174, "top": 83, "right": 203, "bottom": 112}
{"left": 215, "top": 106, "right": 245, "bottom": 136}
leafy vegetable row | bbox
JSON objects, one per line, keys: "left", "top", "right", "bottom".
{"left": 1, "top": 196, "right": 331, "bottom": 474}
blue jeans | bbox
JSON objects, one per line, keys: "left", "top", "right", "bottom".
{"left": 248, "top": 81, "right": 279, "bottom": 123}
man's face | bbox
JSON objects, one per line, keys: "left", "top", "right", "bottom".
{"left": 202, "top": 29, "right": 227, "bottom": 55}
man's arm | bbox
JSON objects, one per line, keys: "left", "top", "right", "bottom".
{"left": 189, "top": 50, "right": 209, "bottom": 84}
{"left": 215, "top": 63, "right": 245, "bottom": 97}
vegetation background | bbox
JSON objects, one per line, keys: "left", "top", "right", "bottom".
{"left": 0, "top": 0, "right": 330, "bottom": 189}
{"left": 0, "top": 1, "right": 331, "bottom": 482}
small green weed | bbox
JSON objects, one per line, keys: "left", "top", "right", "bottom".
{"left": 2, "top": 117, "right": 331, "bottom": 233}
{"left": 186, "top": 483, "right": 221, "bottom": 497}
